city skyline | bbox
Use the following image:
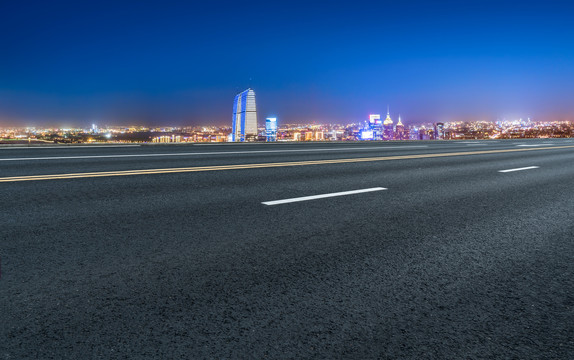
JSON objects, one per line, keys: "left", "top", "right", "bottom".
{"left": 3, "top": 117, "right": 573, "bottom": 145}
{"left": 2, "top": 1, "right": 574, "bottom": 126}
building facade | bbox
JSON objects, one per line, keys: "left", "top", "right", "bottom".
{"left": 395, "top": 116, "right": 406, "bottom": 140}
{"left": 383, "top": 110, "right": 394, "bottom": 140}
{"left": 434, "top": 122, "right": 445, "bottom": 140}
{"left": 265, "top": 117, "right": 277, "bottom": 142}
{"left": 232, "top": 88, "right": 257, "bottom": 142}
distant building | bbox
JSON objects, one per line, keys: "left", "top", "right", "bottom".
{"left": 383, "top": 108, "right": 394, "bottom": 140}
{"left": 361, "top": 129, "right": 374, "bottom": 140}
{"left": 395, "top": 116, "right": 406, "bottom": 140}
{"left": 409, "top": 127, "right": 419, "bottom": 140}
{"left": 435, "top": 122, "right": 445, "bottom": 140}
{"left": 369, "top": 114, "right": 381, "bottom": 125}
{"left": 361, "top": 114, "right": 378, "bottom": 141}
{"left": 232, "top": 88, "right": 257, "bottom": 142}
{"left": 419, "top": 126, "right": 428, "bottom": 140}
{"left": 265, "top": 117, "right": 277, "bottom": 142}
{"left": 369, "top": 114, "right": 383, "bottom": 140}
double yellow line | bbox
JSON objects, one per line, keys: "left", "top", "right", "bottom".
{"left": 1, "top": 145, "right": 572, "bottom": 183}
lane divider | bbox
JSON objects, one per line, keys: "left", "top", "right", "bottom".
{"left": 1, "top": 145, "right": 573, "bottom": 183}
{"left": 262, "top": 187, "right": 388, "bottom": 205}
{"left": 498, "top": 166, "right": 540, "bottom": 173}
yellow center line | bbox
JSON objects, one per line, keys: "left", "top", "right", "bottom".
{"left": 1, "top": 145, "right": 573, "bottom": 183}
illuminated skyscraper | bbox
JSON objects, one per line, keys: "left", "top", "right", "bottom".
{"left": 383, "top": 107, "right": 394, "bottom": 140}
{"left": 395, "top": 115, "right": 405, "bottom": 140}
{"left": 266, "top": 117, "right": 277, "bottom": 142}
{"left": 361, "top": 114, "right": 380, "bottom": 140}
{"left": 370, "top": 114, "right": 382, "bottom": 140}
{"left": 232, "top": 88, "right": 257, "bottom": 142}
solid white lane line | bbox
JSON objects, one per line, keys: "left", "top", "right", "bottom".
{"left": 0, "top": 145, "right": 141, "bottom": 150}
{"left": 516, "top": 144, "right": 556, "bottom": 147}
{"left": 498, "top": 166, "right": 540, "bottom": 173}
{"left": 262, "top": 187, "right": 387, "bottom": 206}
{"left": 0, "top": 146, "right": 428, "bottom": 161}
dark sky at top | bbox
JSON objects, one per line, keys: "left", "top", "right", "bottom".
{"left": 1, "top": 0, "right": 573, "bottom": 127}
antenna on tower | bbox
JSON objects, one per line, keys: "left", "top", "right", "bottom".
{"left": 387, "top": 105, "right": 390, "bottom": 116}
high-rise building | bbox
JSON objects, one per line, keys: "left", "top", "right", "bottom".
{"left": 395, "top": 115, "right": 405, "bottom": 140}
{"left": 383, "top": 108, "right": 394, "bottom": 140}
{"left": 232, "top": 88, "right": 257, "bottom": 142}
{"left": 369, "top": 114, "right": 382, "bottom": 140}
{"left": 265, "top": 117, "right": 277, "bottom": 142}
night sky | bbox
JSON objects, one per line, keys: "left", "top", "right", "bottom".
{"left": 1, "top": 0, "right": 573, "bottom": 127}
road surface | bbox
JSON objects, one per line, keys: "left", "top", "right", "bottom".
{"left": 1, "top": 139, "right": 573, "bottom": 359}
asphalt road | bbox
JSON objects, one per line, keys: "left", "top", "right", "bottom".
{"left": 1, "top": 139, "right": 573, "bottom": 359}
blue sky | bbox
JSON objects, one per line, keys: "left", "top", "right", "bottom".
{"left": 1, "top": 0, "right": 573, "bottom": 126}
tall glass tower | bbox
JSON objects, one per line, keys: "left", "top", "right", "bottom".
{"left": 232, "top": 88, "right": 257, "bottom": 142}
{"left": 266, "top": 117, "right": 277, "bottom": 142}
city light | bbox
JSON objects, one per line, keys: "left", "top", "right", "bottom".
{"left": 3, "top": 118, "right": 574, "bottom": 145}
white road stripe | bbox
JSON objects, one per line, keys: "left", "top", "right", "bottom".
{"left": 498, "top": 166, "right": 539, "bottom": 173}
{"left": 516, "top": 144, "right": 557, "bottom": 147}
{"left": 262, "top": 187, "right": 387, "bottom": 206}
{"left": 0, "top": 145, "right": 428, "bottom": 161}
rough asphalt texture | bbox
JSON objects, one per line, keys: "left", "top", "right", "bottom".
{"left": 1, "top": 140, "right": 573, "bottom": 359}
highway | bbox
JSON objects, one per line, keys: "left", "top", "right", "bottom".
{"left": 1, "top": 139, "right": 573, "bottom": 359}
